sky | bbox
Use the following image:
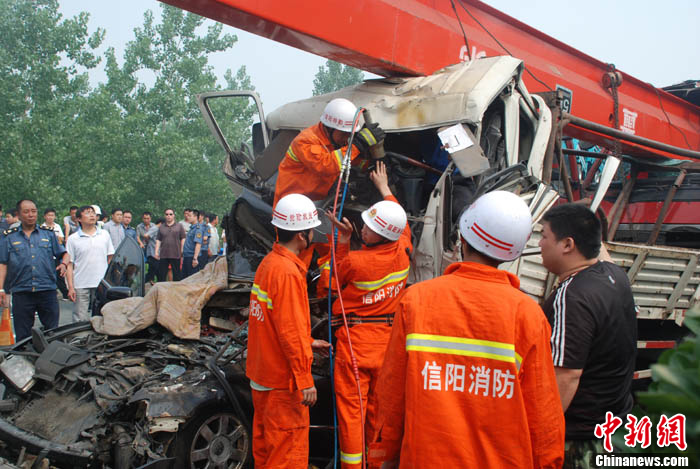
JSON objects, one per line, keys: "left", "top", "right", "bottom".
{"left": 58, "top": 0, "right": 699, "bottom": 114}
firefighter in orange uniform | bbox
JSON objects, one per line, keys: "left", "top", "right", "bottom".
{"left": 275, "top": 97, "right": 385, "bottom": 272}
{"left": 326, "top": 161, "right": 412, "bottom": 468}
{"left": 246, "top": 193, "right": 331, "bottom": 468}
{"left": 273, "top": 98, "right": 385, "bottom": 208}
{"left": 371, "top": 191, "right": 565, "bottom": 468}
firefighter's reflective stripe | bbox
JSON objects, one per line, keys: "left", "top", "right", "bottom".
{"left": 352, "top": 267, "right": 409, "bottom": 291}
{"left": 320, "top": 261, "right": 330, "bottom": 271}
{"left": 406, "top": 333, "right": 522, "bottom": 370}
{"left": 333, "top": 149, "right": 344, "bottom": 169}
{"left": 251, "top": 283, "right": 273, "bottom": 310}
{"left": 359, "top": 128, "right": 377, "bottom": 145}
{"left": 286, "top": 146, "right": 299, "bottom": 162}
{"left": 249, "top": 379, "right": 274, "bottom": 391}
{"left": 340, "top": 451, "right": 362, "bottom": 465}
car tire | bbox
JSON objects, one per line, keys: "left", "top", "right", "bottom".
{"left": 174, "top": 408, "right": 251, "bottom": 469}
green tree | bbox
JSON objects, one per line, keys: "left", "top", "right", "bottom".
{"left": 0, "top": 0, "right": 104, "bottom": 211}
{"left": 92, "top": 4, "right": 252, "bottom": 218}
{"left": 312, "top": 60, "right": 364, "bottom": 96}
{"left": 0, "top": 1, "right": 255, "bottom": 223}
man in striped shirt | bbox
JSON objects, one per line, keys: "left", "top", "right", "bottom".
{"left": 539, "top": 203, "right": 636, "bottom": 467}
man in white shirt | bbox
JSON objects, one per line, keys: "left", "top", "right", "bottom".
{"left": 103, "top": 208, "right": 125, "bottom": 248}
{"left": 41, "top": 207, "right": 68, "bottom": 298}
{"left": 41, "top": 208, "right": 65, "bottom": 244}
{"left": 207, "top": 213, "right": 220, "bottom": 258}
{"left": 179, "top": 208, "right": 193, "bottom": 234}
{"left": 5, "top": 209, "right": 19, "bottom": 229}
{"left": 66, "top": 206, "right": 115, "bottom": 322}
{"left": 63, "top": 206, "right": 79, "bottom": 240}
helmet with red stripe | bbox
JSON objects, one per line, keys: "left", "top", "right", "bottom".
{"left": 459, "top": 191, "right": 532, "bottom": 261}
{"left": 272, "top": 194, "right": 321, "bottom": 231}
{"left": 320, "top": 98, "right": 362, "bottom": 132}
{"left": 361, "top": 200, "right": 406, "bottom": 241}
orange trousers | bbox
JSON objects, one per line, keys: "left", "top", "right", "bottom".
{"left": 334, "top": 337, "right": 386, "bottom": 469}
{"left": 251, "top": 389, "right": 309, "bottom": 469}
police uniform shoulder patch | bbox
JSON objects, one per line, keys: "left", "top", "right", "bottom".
{"left": 3, "top": 227, "right": 19, "bottom": 236}
{"left": 38, "top": 226, "right": 53, "bottom": 232}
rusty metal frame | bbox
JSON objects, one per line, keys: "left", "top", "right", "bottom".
{"left": 607, "top": 168, "right": 638, "bottom": 240}
{"left": 647, "top": 169, "right": 688, "bottom": 245}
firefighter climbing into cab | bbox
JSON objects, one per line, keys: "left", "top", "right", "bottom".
{"left": 325, "top": 161, "right": 412, "bottom": 468}
{"left": 274, "top": 96, "right": 387, "bottom": 275}
{"left": 245, "top": 193, "right": 331, "bottom": 468}
{"left": 273, "top": 97, "right": 386, "bottom": 208}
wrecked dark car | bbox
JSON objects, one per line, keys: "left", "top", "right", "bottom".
{"left": 0, "top": 238, "right": 333, "bottom": 469}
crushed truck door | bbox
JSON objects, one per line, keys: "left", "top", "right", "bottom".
{"left": 197, "top": 91, "right": 269, "bottom": 196}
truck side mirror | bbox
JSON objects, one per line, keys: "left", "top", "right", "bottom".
{"left": 252, "top": 122, "right": 265, "bottom": 156}
{"left": 106, "top": 286, "right": 133, "bottom": 302}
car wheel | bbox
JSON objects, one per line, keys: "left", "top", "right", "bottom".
{"left": 175, "top": 410, "right": 251, "bottom": 469}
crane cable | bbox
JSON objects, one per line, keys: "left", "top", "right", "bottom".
{"left": 327, "top": 107, "right": 367, "bottom": 469}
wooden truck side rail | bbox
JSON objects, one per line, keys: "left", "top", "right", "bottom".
{"left": 510, "top": 226, "right": 699, "bottom": 380}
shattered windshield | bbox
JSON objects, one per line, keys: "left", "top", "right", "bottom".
{"left": 103, "top": 236, "right": 144, "bottom": 298}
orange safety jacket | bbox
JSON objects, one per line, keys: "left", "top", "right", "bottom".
{"left": 246, "top": 243, "right": 314, "bottom": 391}
{"left": 273, "top": 122, "right": 361, "bottom": 208}
{"left": 372, "top": 262, "right": 565, "bottom": 469}
{"left": 331, "top": 195, "right": 412, "bottom": 344}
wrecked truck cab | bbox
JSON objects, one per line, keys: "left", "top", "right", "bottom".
{"left": 198, "top": 56, "right": 553, "bottom": 281}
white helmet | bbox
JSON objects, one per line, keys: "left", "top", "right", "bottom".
{"left": 272, "top": 194, "right": 322, "bottom": 231}
{"left": 320, "top": 98, "right": 361, "bottom": 132}
{"left": 459, "top": 191, "right": 532, "bottom": 262}
{"left": 91, "top": 205, "right": 102, "bottom": 216}
{"left": 361, "top": 200, "right": 407, "bottom": 241}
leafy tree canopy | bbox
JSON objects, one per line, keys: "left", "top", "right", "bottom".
{"left": 0, "top": 0, "right": 255, "bottom": 224}
{"left": 312, "top": 60, "right": 364, "bottom": 96}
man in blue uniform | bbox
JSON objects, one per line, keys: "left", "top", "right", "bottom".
{"left": 181, "top": 210, "right": 208, "bottom": 278}
{"left": 0, "top": 200, "right": 70, "bottom": 341}
{"left": 196, "top": 209, "right": 210, "bottom": 268}
{"left": 122, "top": 210, "right": 137, "bottom": 241}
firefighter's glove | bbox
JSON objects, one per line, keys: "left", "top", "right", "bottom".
{"left": 353, "top": 123, "right": 385, "bottom": 154}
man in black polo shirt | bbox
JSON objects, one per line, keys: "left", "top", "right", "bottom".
{"left": 155, "top": 208, "right": 186, "bottom": 282}
{"left": 539, "top": 203, "right": 636, "bottom": 468}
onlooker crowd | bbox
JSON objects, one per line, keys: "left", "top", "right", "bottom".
{"left": 1, "top": 201, "right": 224, "bottom": 338}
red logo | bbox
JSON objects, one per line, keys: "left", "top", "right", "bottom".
{"left": 657, "top": 414, "right": 686, "bottom": 451}
{"left": 594, "top": 412, "right": 687, "bottom": 452}
{"left": 594, "top": 412, "right": 623, "bottom": 452}
{"left": 624, "top": 415, "right": 652, "bottom": 449}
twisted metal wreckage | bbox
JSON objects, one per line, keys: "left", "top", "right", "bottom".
{"left": 0, "top": 248, "right": 334, "bottom": 469}
{"left": 0, "top": 317, "right": 251, "bottom": 468}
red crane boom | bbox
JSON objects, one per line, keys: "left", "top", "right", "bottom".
{"left": 161, "top": 0, "right": 700, "bottom": 160}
